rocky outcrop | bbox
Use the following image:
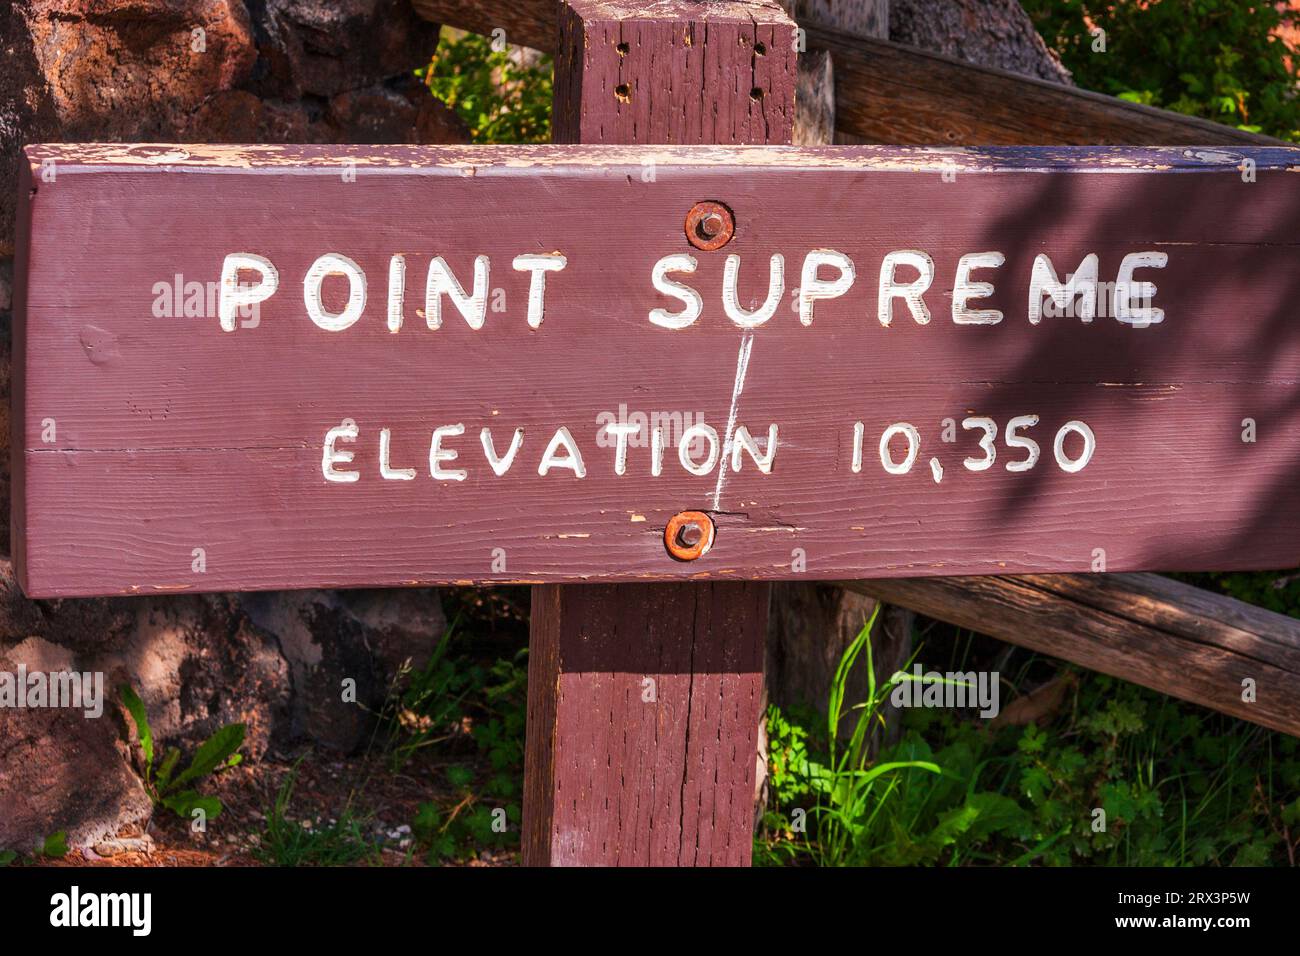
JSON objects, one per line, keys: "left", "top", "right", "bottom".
{"left": 0, "top": 0, "right": 468, "bottom": 256}
{"left": 0, "top": 0, "right": 462, "bottom": 852}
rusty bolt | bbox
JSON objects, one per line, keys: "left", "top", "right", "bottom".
{"left": 685, "top": 201, "right": 735, "bottom": 252}
{"left": 665, "top": 511, "right": 715, "bottom": 561}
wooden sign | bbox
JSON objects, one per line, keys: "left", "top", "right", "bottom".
{"left": 12, "top": 143, "right": 1300, "bottom": 597}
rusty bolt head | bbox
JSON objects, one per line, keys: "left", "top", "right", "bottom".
{"left": 665, "top": 511, "right": 715, "bottom": 561}
{"left": 685, "top": 201, "right": 735, "bottom": 251}
{"left": 699, "top": 213, "right": 724, "bottom": 237}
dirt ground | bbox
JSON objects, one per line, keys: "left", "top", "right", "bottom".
{"left": 35, "top": 745, "right": 516, "bottom": 867}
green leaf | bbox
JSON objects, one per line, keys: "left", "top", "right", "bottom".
{"left": 426, "top": 832, "right": 457, "bottom": 862}
{"left": 166, "top": 723, "right": 245, "bottom": 793}
{"left": 446, "top": 764, "right": 474, "bottom": 789}
{"left": 845, "top": 759, "right": 941, "bottom": 788}
{"left": 162, "top": 791, "right": 223, "bottom": 821}
{"left": 156, "top": 747, "right": 181, "bottom": 789}
{"left": 119, "top": 685, "right": 154, "bottom": 769}
{"left": 40, "top": 831, "right": 68, "bottom": 859}
{"left": 412, "top": 802, "right": 441, "bottom": 843}
{"left": 0, "top": 850, "right": 17, "bottom": 867}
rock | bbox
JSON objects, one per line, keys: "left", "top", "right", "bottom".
{"left": 92, "top": 833, "right": 155, "bottom": 857}
{"left": 0, "top": 644, "right": 153, "bottom": 852}
{"left": 108, "top": 595, "right": 292, "bottom": 759}
{"left": 0, "top": 558, "right": 446, "bottom": 850}
{"left": 183, "top": 79, "right": 468, "bottom": 145}
{"left": 890, "top": 0, "right": 1074, "bottom": 85}
{"left": 0, "top": 557, "right": 445, "bottom": 758}
{"left": 237, "top": 587, "right": 445, "bottom": 751}
{"left": 328, "top": 80, "right": 468, "bottom": 145}
{"left": 0, "top": 564, "right": 291, "bottom": 761}
{"left": 23, "top": 1, "right": 258, "bottom": 136}
{"left": 0, "top": 0, "right": 257, "bottom": 256}
{"left": 0, "top": 0, "right": 466, "bottom": 254}
{"left": 248, "top": 0, "right": 442, "bottom": 101}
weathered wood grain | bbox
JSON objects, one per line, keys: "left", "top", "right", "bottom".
{"left": 410, "top": 0, "right": 556, "bottom": 52}
{"left": 816, "top": 28, "right": 1283, "bottom": 147}
{"left": 786, "top": 0, "right": 889, "bottom": 40}
{"left": 409, "top": 0, "right": 1281, "bottom": 146}
{"left": 843, "top": 573, "right": 1300, "bottom": 736}
{"left": 793, "top": 46, "right": 835, "bottom": 146}
{"left": 525, "top": 580, "right": 769, "bottom": 864}
{"left": 12, "top": 143, "right": 1300, "bottom": 596}
{"left": 524, "top": 0, "right": 790, "bottom": 869}
{"left": 553, "top": 0, "right": 797, "bottom": 146}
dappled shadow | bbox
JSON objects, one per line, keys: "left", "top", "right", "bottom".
{"left": 719, "top": 145, "right": 1300, "bottom": 578}
{"left": 965, "top": 148, "right": 1300, "bottom": 572}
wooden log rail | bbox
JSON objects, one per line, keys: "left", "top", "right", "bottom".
{"left": 845, "top": 574, "right": 1300, "bottom": 737}
{"left": 412, "top": 0, "right": 1281, "bottom": 146}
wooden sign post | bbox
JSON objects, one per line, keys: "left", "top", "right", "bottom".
{"left": 11, "top": 6, "right": 1300, "bottom": 867}
{"left": 528, "top": 0, "right": 796, "bottom": 867}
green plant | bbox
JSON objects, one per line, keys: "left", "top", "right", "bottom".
{"left": 1006, "top": 674, "right": 1299, "bottom": 865}
{"left": 0, "top": 831, "right": 67, "bottom": 867}
{"left": 1022, "top": 0, "right": 1300, "bottom": 140}
{"left": 758, "top": 607, "right": 1000, "bottom": 866}
{"left": 385, "top": 620, "right": 472, "bottom": 770}
{"left": 760, "top": 640, "right": 1300, "bottom": 867}
{"left": 411, "top": 766, "right": 518, "bottom": 864}
{"left": 408, "top": 649, "right": 528, "bottom": 863}
{"left": 806, "top": 608, "right": 946, "bottom": 865}
{"left": 1183, "top": 569, "right": 1300, "bottom": 620}
{"left": 39, "top": 831, "right": 68, "bottom": 859}
{"left": 418, "top": 28, "right": 553, "bottom": 144}
{"left": 119, "top": 684, "right": 245, "bottom": 822}
{"left": 254, "top": 761, "right": 379, "bottom": 867}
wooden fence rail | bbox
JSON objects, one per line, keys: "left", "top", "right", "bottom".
{"left": 845, "top": 574, "right": 1300, "bottom": 736}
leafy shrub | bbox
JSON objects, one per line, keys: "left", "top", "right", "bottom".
{"left": 418, "top": 29, "right": 553, "bottom": 144}
{"left": 1022, "top": 0, "right": 1300, "bottom": 139}
{"left": 760, "top": 656, "right": 1300, "bottom": 866}
{"left": 407, "top": 650, "right": 527, "bottom": 863}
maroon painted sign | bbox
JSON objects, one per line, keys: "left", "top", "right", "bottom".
{"left": 12, "top": 143, "right": 1300, "bottom": 597}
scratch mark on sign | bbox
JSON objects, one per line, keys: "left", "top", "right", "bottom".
{"left": 712, "top": 330, "right": 755, "bottom": 510}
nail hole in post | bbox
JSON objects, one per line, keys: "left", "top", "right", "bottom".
{"left": 615, "top": 83, "right": 631, "bottom": 102}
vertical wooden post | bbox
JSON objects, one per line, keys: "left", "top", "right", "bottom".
{"left": 523, "top": 0, "right": 797, "bottom": 866}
